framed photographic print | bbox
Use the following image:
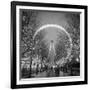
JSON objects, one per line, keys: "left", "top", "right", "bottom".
{"left": 11, "top": 1, "right": 88, "bottom": 89}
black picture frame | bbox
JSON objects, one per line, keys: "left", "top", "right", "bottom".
{"left": 11, "top": 1, "right": 88, "bottom": 89}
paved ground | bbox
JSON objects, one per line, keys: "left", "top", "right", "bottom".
{"left": 32, "top": 70, "right": 69, "bottom": 78}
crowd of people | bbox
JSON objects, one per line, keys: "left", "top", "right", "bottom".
{"left": 21, "top": 54, "right": 80, "bottom": 78}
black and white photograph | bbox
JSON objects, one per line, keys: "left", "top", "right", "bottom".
{"left": 20, "top": 9, "right": 80, "bottom": 79}
{"left": 11, "top": 1, "right": 87, "bottom": 89}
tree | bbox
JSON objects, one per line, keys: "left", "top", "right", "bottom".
{"left": 20, "top": 10, "right": 40, "bottom": 77}
{"left": 65, "top": 13, "right": 80, "bottom": 63}
{"left": 20, "top": 10, "right": 39, "bottom": 58}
